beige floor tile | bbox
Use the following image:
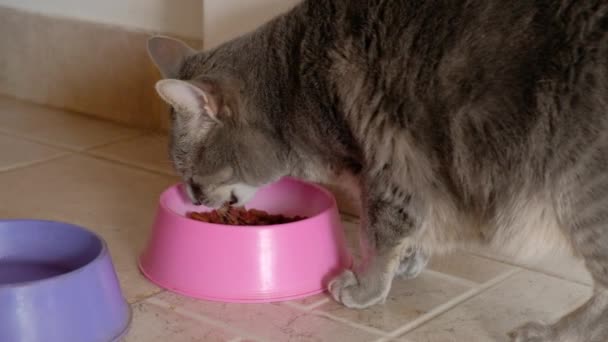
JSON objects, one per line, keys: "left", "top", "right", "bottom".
{"left": 153, "top": 292, "right": 382, "bottom": 341}
{"left": 429, "top": 252, "right": 517, "bottom": 284}
{"left": 404, "top": 271, "right": 591, "bottom": 342}
{"left": 100, "top": 224, "right": 165, "bottom": 303}
{"left": 0, "top": 96, "right": 139, "bottom": 150}
{"left": 89, "top": 134, "right": 175, "bottom": 175}
{"left": 0, "top": 154, "right": 176, "bottom": 227}
{"left": 0, "top": 134, "right": 67, "bottom": 171}
{"left": 0, "top": 154, "right": 178, "bottom": 302}
{"left": 125, "top": 300, "right": 237, "bottom": 342}
{"left": 471, "top": 246, "right": 593, "bottom": 285}
{"left": 315, "top": 272, "right": 471, "bottom": 333}
{"left": 524, "top": 254, "right": 592, "bottom": 285}
{"left": 286, "top": 292, "right": 332, "bottom": 310}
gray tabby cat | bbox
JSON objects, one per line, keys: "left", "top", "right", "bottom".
{"left": 147, "top": 1, "right": 608, "bottom": 341}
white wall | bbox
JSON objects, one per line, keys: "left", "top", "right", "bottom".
{"left": 0, "top": 0, "right": 303, "bottom": 48}
{"left": 0, "top": 0, "right": 202, "bottom": 39}
{"left": 203, "top": 0, "right": 300, "bottom": 49}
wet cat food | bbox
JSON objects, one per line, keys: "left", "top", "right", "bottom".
{"left": 188, "top": 205, "right": 307, "bottom": 226}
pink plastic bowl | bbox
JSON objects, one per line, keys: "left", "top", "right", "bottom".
{"left": 139, "top": 177, "right": 352, "bottom": 303}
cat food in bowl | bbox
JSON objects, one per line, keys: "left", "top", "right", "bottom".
{"left": 139, "top": 177, "right": 352, "bottom": 303}
{"left": 0, "top": 220, "right": 131, "bottom": 342}
{"left": 188, "top": 205, "right": 307, "bottom": 225}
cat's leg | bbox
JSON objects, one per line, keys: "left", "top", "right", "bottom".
{"left": 510, "top": 267, "right": 608, "bottom": 342}
{"left": 329, "top": 182, "right": 422, "bottom": 309}
{"left": 395, "top": 246, "right": 429, "bottom": 280}
{"left": 511, "top": 188, "right": 608, "bottom": 341}
{"left": 510, "top": 290, "right": 608, "bottom": 342}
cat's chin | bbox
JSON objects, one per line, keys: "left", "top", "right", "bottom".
{"left": 230, "top": 184, "right": 258, "bottom": 205}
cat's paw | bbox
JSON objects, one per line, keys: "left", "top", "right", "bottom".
{"left": 328, "top": 270, "right": 359, "bottom": 307}
{"left": 395, "top": 248, "right": 429, "bottom": 280}
{"left": 328, "top": 270, "right": 386, "bottom": 309}
{"left": 509, "top": 322, "right": 552, "bottom": 342}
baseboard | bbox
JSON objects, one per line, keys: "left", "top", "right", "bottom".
{"left": 0, "top": 6, "right": 202, "bottom": 131}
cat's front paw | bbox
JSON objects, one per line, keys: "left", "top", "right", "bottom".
{"left": 328, "top": 270, "right": 386, "bottom": 309}
{"left": 395, "top": 248, "right": 429, "bottom": 280}
{"left": 509, "top": 322, "right": 552, "bottom": 342}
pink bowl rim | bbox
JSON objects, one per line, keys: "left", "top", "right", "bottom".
{"left": 159, "top": 177, "right": 339, "bottom": 230}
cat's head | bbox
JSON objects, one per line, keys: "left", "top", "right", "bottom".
{"left": 147, "top": 36, "right": 287, "bottom": 208}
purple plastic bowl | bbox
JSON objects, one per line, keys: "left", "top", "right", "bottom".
{"left": 0, "top": 220, "right": 131, "bottom": 342}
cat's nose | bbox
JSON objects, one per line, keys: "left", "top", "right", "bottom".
{"left": 228, "top": 192, "right": 238, "bottom": 205}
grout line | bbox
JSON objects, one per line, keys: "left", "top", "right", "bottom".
{"left": 311, "top": 310, "right": 389, "bottom": 337}
{"left": 303, "top": 297, "right": 331, "bottom": 311}
{"left": 282, "top": 299, "right": 387, "bottom": 337}
{"left": 146, "top": 297, "right": 269, "bottom": 342}
{"left": 374, "top": 268, "right": 523, "bottom": 342}
{"left": 129, "top": 289, "right": 167, "bottom": 305}
{"left": 85, "top": 151, "right": 176, "bottom": 177}
{"left": 0, "top": 129, "right": 79, "bottom": 151}
{"left": 422, "top": 269, "right": 479, "bottom": 289}
{"left": 282, "top": 297, "right": 331, "bottom": 311}
{"left": 0, "top": 127, "right": 143, "bottom": 152}
{"left": 0, "top": 152, "right": 73, "bottom": 173}
{"left": 228, "top": 338, "right": 264, "bottom": 342}
{"left": 229, "top": 338, "right": 264, "bottom": 342}
{"left": 380, "top": 337, "right": 415, "bottom": 342}
{"left": 467, "top": 251, "right": 593, "bottom": 287}
{"left": 529, "top": 268, "right": 591, "bottom": 286}
{"left": 82, "top": 132, "right": 147, "bottom": 151}
{"left": 83, "top": 152, "right": 178, "bottom": 178}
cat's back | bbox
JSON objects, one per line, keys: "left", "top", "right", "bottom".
{"left": 335, "top": 0, "right": 606, "bottom": 91}
{"left": 324, "top": 0, "right": 608, "bottom": 208}
{"left": 329, "top": 0, "right": 608, "bottom": 155}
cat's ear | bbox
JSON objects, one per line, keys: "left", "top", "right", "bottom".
{"left": 147, "top": 36, "right": 196, "bottom": 78}
{"left": 155, "top": 79, "right": 223, "bottom": 123}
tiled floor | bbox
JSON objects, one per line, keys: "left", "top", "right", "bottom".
{"left": 0, "top": 96, "right": 594, "bottom": 341}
